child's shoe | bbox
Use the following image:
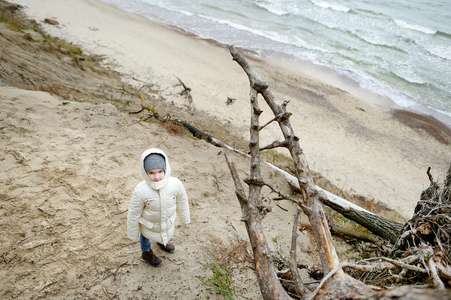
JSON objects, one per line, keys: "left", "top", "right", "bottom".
{"left": 157, "top": 242, "right": 175, "bottom": 253}
{"left": 142, "top": 249, "right": 162, "bottom": 266}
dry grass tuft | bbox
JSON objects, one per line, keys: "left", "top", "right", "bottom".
{"left": 204, "top": 233, "right": 249, "bottom": 268}
{"left": 38, "top": 84, "right": 70, "bottom": 100}
{"left": 161, "top": 120, "right": 190, "bottom": 135}
{"left": 0, "top": 2, "right": 28, "bottom": 32}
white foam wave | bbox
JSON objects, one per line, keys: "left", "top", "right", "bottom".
{"left": 310, "top": 0, "right": 350, "bottom": 13}
{"left": 255, "top": 2, "right": 288, "bottom": 16}
{"left": 199, "top": 14, "right": 331, "bottom": 54}
{"left": 426, "top": 45, "right": 451, "bottom": 61}
{"left": 399, "top": 75, "right": 426, "bottom": 85}
{"left": 394, "top": 19, "right": 436, "bottom": 35}
{"left": 200, "top": 15, "right": 251, "bottom": 33}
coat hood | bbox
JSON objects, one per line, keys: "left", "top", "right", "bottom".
{"left": 140, "top": 148, "right": 171, "bottom": 190}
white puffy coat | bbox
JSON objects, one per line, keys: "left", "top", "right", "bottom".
{"left": 127, "top": 148, "right": 190, "bottom": 245}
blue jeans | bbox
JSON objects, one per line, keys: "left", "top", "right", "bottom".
{"left": 140, "top": 233, "right": 151, "bottom": 252}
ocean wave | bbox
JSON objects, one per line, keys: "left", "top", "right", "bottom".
{"left": 198, "top": 14, "right": 330, "bottom": 54}
{"left": 353, "top": 34, "right": 408, "bottom": 53}
{"left": 116, "top": 0, "right": 194, "bottom": 17}
{"left": 389, "top": 70, "right": 427, "bottom": 85}
{"left": 354, "top": 8, "right": 386, "bottom": 18}
{"left": 330, "top": 27, "right": 406, "bottom": 55}
{"left": 254, "top": 1, "right": 288, "bottom": 16}
{"left": 156, "top": 5, "right": 193, "bottom": 17}
{"left": 310, "top": 0, "right": 350, "bottom": 13}
{"left": 426, "top": 45, "right": 451, "bottom": 61}
{"left": 437, "top": 31, "right": 451, "bottom": 39}
{"left": 203, "top": 4, "right": 252, "bottom": 20}
{"left": 199, "top": 15, "right": 250, "bottom": 33}
{"left": 394, "top": 19, "right": 436, "bottom": 35}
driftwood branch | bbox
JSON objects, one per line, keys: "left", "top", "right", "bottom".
{"left": 224, "top": 152, "right": 248, "bottom": 207}
{"left": 290, "top": 207, "right": 307, "bottom": 296}
{"left": 230, "top": 44, "right": 340, "bottom": 273}
{"left": 228, "top": 45, "right": 373, "bottom": 299}
{"left": 174, "top": 76, "right": 193, "bottom": 108}
{"left": 363, "top": 287, "right": 451, "bottom": 300}
{"left": 231, "top": 45, "right": 336, "bottom": 272}
{"left": 282, "top": 165, "right": 404, "bottom": 244}
{"left": 143, "top": 111, "right": 229, "bottom": 148}
{"left": 259, "top": 112, "right": 292, "bottom": 132}
{"left": 330, "top": 225, "right": 382, "bottom": 244}
{"left": 321, "top": 197, "right": 403, "bottom": 244}
{"left": 225, "top": 135, "right": 289, "bottom": 299}
{"left": 260, "top": 139, "right": 290, "bottom": 151}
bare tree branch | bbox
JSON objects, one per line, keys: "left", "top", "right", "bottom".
{"left": 228, "top": 45, "right": 373, "bottom": 299}
{"left": 290, "top": 207, "right": 308, "bottom": 296}
{"left": 259, "top": 139, "right": 290, "bottom": 151}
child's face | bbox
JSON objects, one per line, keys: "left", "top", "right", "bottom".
{"left": 147, "top": 168, "right": 165, "bottom": 182}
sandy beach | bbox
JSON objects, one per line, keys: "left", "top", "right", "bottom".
{"left": 1, "top": 0, "right": 450, "bottom": 298}
{"left": 10, "top": 0, "right": 450, "bottom": 217}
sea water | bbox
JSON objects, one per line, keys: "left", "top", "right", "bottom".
{"left": 101, "top": 0, "right": 451, "bottom": 127}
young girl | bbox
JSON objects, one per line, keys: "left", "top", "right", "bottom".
{"left": 127, "top": 148, "right": 190, "bottom": 266}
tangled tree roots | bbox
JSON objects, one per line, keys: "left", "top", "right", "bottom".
{"left": 390, "top": 166, "right": 451, "bottom": 286}
{"left": 393, "top": 166, "right": 451, "bottom": 262}
{"left": 345, "top": 166, "right": 451, "bottom": 289}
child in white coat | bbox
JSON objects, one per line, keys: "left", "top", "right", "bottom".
{"left": 127, "top": 148, "right": 190, "bottom": 266}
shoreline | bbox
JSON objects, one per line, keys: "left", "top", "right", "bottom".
{"left": 161, "top": 12, "right": 451, "bottom": 133}
{"left": 8, "top": 0, "right": 451, "bottom": 219}
{"left": 255, "top": 49, "right": 451, "bottom": 132}
{"left": 97, "top": 0, "right": 451, "bottom": 131}
{"left": 184, "top": 27, "right": 451, "bottom": 139}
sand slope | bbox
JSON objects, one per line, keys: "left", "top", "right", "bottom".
{"left": 1, "top": 87, "right": 285, "bottom": 298}
{"left": 1, "top": 86, "right": 337, "bottom": 299}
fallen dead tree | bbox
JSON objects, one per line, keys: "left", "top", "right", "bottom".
{"left": 225, "top": 45, "right": 450, "bottom": 299}
{"left": 275, "top": 163, "right": 405, "bottom": 244}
